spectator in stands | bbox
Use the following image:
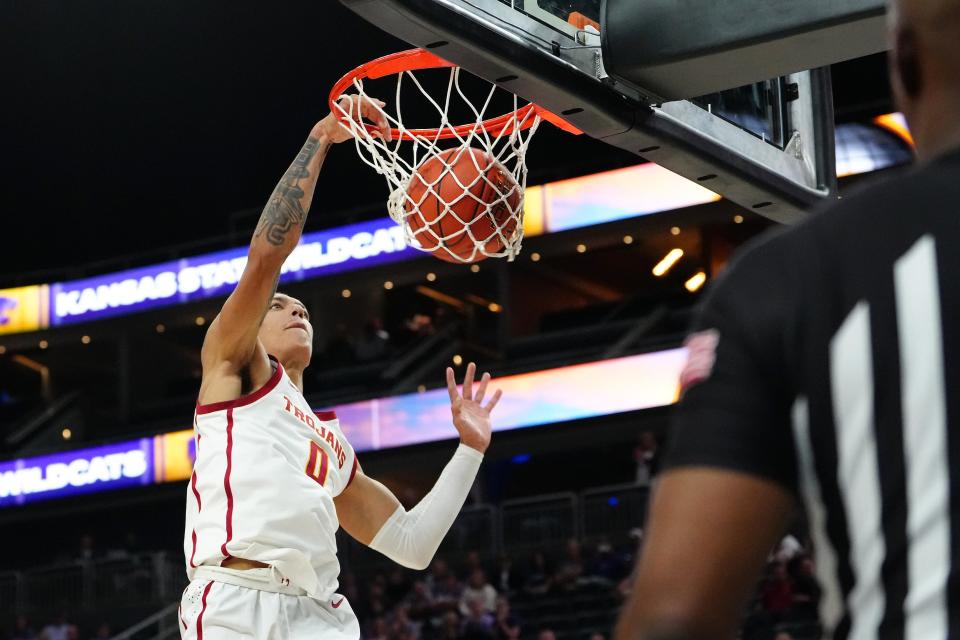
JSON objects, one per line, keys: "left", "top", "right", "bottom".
{"left": 586, "top": 539, "right": 627, "bottom": 585}
{"left": 403, "top": 580, "right": 437, "bottom": 621}
{"left": 523, "top": 551, "right": 552, "bottom": 596}
{"left": 355, "top": 318, "right": 390, "bottom": 362}
{"left": 633, "top": 431, "right": 660, "bottom": 487}
{"left": 760, "top": 562, "right": 794, "bottom": 620}
{"left": 38, "top": 613, "right": 73, "bottom": 640}
{"left": 788, "top": 555, "right": 821, "bottom": 622}
{"left": 427, "top": 558, "right": 452, "bottom": 592}
{"left": 774, "top": 632, "right": 794, "bottom": 640}
{"left": 366, "top": 616, "right": 389, "bottom": 640}
{"left": 11, "top": 615, "right": 37, "bottom": 640}
{"left": 461, "top": 597, "right": 496, "bottom": 640}
{"left": 553, "top": 539, "right": 585, "bottom": 592}
{"left": 494, "top": 597, "right": 522, "bottom": 640}
{"left": 406, "top": 313, "right": 436, "bottom": 339}
{"left": 463, "top": 550, "right": 484, "bottom": 577}
{"left": 438, "top": 611, "right": 462, "bottom": 640}
{"left": 341, "top": 571, "right": 362, "bottom": 608}
{"left": 493, "top": 554, "right": 522, "bottom": 594}
{"left": 460, "top": 569, "right": 498, "bottom": 615}
{"left": 390, "top": 605, "right": 421, "bottom": 640}
{"left": 589, "top": 634, "right": 606, "bottom": 640}
{"left": 430, "top": 559, "right": 465, "bottom": 612}
{"left": 365, "top": 580, "right": 389, "bottom": 621}
{"left": 538, "top": 629, "right": 557, "bottom": 640}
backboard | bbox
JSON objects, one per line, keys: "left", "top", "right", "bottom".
{"left": 341, "top": 0, "right": 888, "bottom": 222}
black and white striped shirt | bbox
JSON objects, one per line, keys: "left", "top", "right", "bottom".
{"left": 667, "top": 148, "right": 960, "bottom": 639}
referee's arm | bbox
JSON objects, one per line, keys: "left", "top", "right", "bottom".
{"left": 615, "top": 236, "right": 802, "bottom": 640}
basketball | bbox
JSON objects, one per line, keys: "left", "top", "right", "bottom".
{"left": 404, "top": 147, "right": 521, "bottom": 263}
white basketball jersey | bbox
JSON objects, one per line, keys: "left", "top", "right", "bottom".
{"left": 183, "top": 356, "right": 358, "bottom": 599}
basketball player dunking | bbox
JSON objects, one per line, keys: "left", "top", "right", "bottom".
{"left": 179, "top": 95, "right": 503, "bottom": 639}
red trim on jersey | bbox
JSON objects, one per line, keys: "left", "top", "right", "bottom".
{"left": 189, "top": 530, "right": 199, "bottom": 569}
{"left": 220, "top": 409, "right": 236, "bottom": 559}
{"left": 195, "top": 356, "right": 284, "bottom": 415}
{"left": 190, "top": 471, "right": 202, "bottom": 510}
{"left": 196, "top": 581, "right": 214, "bottom": 639}
{"left": 347, "top": 455, "right": 359, "bottom": 488}
{"left": 314, "top": 410, "right": 338, "bottom": 421}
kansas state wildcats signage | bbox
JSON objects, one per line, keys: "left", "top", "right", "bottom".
{"left": 0, "top": 439, "right": 154, "bottom": 507}
{"left": 50, "top": 219, "right": 414, "bottom": 326}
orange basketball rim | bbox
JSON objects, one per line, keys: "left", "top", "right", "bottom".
{"left": 329, "top": 48, "right": 582, "bottom": 141}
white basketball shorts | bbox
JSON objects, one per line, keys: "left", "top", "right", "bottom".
{"left": 179, "top": 567, "right": 360, "bottom": 639}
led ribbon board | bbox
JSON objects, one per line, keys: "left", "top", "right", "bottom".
{"left": 51, "top": 219, "right": 416, "bottom": 326}
{"left": 0, "top": 439, "right": 154, "bottom": 507}
{"left": 0, "top": 348, "right": 687, "bottom": 507}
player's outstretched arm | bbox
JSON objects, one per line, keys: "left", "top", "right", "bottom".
{"left": 612, "top": 468, "right": 795, "bottom": 640}
{"left": 335, "top": 363, "right": 500, "bottom": 570}
{"left": 200, "top": 97, "right": 389, "bottom": 381}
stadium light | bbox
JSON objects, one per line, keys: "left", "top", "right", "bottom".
{"left": 652, "top": 249, "right": 684, "bottom": 277}
{"left": 685, "top": 271, "right": 707, "bottom": 292}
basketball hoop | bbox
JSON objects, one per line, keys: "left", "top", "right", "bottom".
{"left": 330, "top": 49, "right": 579, "bottom": 263}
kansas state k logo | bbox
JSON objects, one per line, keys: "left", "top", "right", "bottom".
{"left": 0, "top": 297, "right": 18, "bottom": 326}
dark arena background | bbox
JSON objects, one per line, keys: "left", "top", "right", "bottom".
{"left": 0, "top": 1, "right": 909, "bottom": 639}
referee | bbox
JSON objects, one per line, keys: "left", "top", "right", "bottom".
{"left": 614, "top": 1, "right": 960, "bottom": 639}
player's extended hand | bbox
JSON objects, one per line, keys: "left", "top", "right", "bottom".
{"left": 315, "top": 94, "right": 392, "bottom": 144}
{"left": 446, "top": 362, "right": 501, "bottom": 454}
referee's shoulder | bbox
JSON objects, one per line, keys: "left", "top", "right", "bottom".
{"left": 728, "top": 164, "right": 921, "bottom": 276}
{"left": 802, "top": 164, "right": 923, "bottom": 235}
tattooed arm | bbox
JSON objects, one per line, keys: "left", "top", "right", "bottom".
{"left": 199, "top": 96, "right": 390, "bottom": 387}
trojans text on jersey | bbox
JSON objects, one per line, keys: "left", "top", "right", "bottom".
{"left": 281, "top": 395, "right": 348, "bottom": 468}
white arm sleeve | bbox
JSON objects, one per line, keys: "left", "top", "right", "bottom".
{"left": 368, "top": 443, "right": 483, "bottom": 570}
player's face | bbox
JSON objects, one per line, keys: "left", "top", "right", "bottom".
{"left": 258, "top": 294, "right": 313, "bottom": 366}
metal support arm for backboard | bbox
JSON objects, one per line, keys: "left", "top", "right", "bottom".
{"left": 340, "top": 0, "right": 848, "bottom": 222}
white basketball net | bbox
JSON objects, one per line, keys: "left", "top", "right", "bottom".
{"left": 333, "top": 65, "right": 541, "bottom": 262}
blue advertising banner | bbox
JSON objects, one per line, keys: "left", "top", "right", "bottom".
{"left": 0, "top": 438, "right": 155, "bottom": 507}
{"left": 50, "top": 219, "right": 415, "bottom": 326}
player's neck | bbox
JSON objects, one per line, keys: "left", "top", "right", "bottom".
{"left": 285, "top": 366, "right": 305, "bottom": 393}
